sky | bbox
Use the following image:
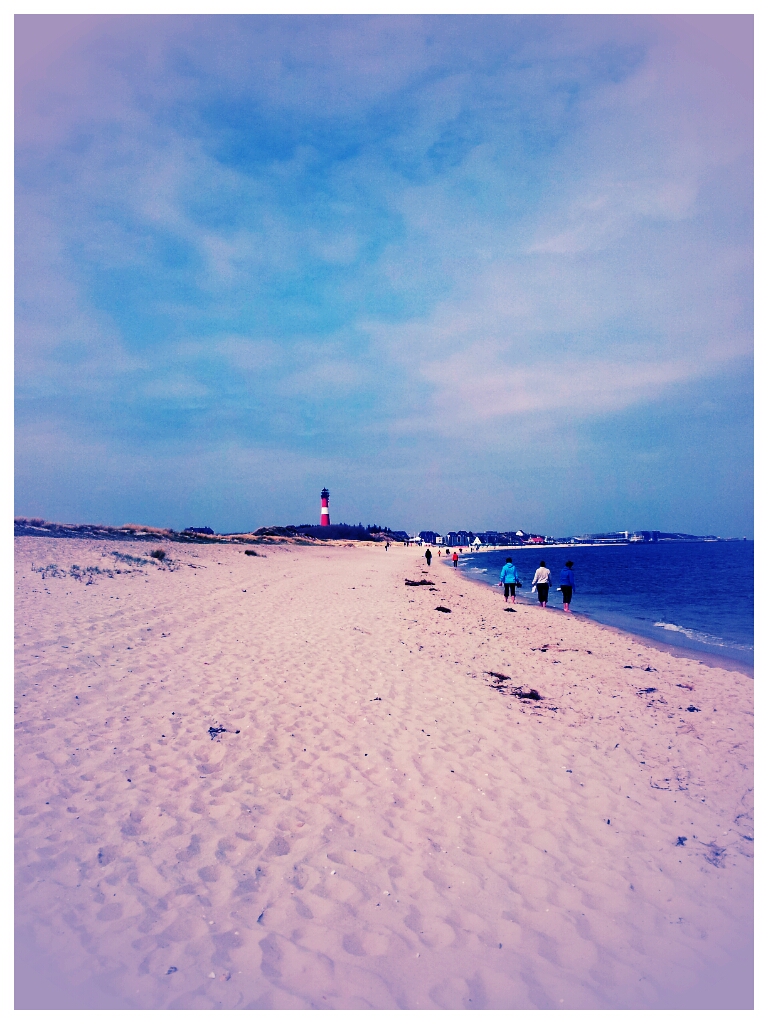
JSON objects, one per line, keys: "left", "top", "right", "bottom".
{"left": 14, "top": 14, "right": 753, "bottom": 537}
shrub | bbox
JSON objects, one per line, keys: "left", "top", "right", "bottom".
{"left": 150, "top": 548, "right": 166, "bottom": 561}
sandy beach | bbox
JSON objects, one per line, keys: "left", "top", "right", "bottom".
{"left": 14, "top": 537, "right": 753, "bottom": 1010}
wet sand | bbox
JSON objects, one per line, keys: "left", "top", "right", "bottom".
{"left": 15, "top": 538, "right": 753, "bottom": 1009}
{"left": 555, "top": 614, "right": 754, "bottom": 677}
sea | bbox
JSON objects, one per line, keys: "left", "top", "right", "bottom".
{"left": 457, "top": 541, "right": 754, "bottom": 668}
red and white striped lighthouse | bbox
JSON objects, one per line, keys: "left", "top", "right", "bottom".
{"left": 320, "top": 488, "right": 330, "bottom": 526}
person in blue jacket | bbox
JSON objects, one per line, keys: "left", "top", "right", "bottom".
{"left": 499, "top": 557, "right": 521, "bottom": 603}
{"left": 559, "top": 560, "right": 575, "bottom": 612}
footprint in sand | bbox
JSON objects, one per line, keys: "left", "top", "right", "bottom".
{"left": 265, "top": 835, "right": 291, "bottom": 857}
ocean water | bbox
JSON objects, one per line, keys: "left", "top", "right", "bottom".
{"left": 457, "top": 541, "right": 753, "bottom": 667}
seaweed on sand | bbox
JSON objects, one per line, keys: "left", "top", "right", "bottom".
{"left": 484, "top": 671, "right": 541, "bottom": 701}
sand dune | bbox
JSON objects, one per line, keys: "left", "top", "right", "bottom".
{"left": 14, "top": 538, "right": 753, "bottom": 1009}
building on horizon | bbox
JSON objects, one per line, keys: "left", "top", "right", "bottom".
{"left": 445, "top": 531, "right": 472, "bottom": 547}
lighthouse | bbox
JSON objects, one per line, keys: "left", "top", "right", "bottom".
{"left": 320, "top": 488, "right": 330, "bottom": 526}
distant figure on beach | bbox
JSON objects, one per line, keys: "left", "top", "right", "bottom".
{"left": 452, "top": 551, "right": 459, "bottom": 569}
{"left": 425, "top": 548, "right": 432, "bottom": 567}
{"left": 385, "top": 541, "right": 390, "bottom": 551}
{"left": 532, "top": 561, "right": 551, "bottom": 607}
{"left": 499, "top": 557, "right": 521, "bottom": 603}
{"left": 559, "top": 560, "right": 575, "bottom": 612}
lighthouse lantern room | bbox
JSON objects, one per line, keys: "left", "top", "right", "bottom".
{"left": 320, "top": 488, "right": 330, "bottom": 526}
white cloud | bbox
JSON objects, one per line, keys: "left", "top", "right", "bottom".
{"left": 14, "top": 15, "right": 752, "bottom": 533}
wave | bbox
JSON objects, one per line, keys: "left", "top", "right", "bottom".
{"left": 653, "top": 621, "right": 753, "bottom": 653}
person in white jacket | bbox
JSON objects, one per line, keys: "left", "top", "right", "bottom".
{"left": 531, "top": 561, "right": 551, "bottom": 607}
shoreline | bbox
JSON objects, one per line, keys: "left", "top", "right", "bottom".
{"left": 576, "top": 616, "right": 753, "bottom": 677}
{"left": 453, "top": 557, "right": 753, "bottom": 675}
{"left": 15, "top": 537, "right": 753, "bottom": 1010}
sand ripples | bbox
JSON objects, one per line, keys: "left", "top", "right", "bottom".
{"left": 15, "top": 539, "right": 752, "bottom": 1009}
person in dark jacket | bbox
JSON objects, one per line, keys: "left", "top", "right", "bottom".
{"left": 425, "top": 548, "right": 432, "bottom": 567}
{"left": 559, "top": 560, "right": 575, "bottom": 612}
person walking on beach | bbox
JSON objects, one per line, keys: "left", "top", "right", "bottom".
{"left": 559, "top": 560, "right": 575, "bottom": 612}
{"left": 452, "top": 551, "right": 459, "bottom": 569}
{"left": 532, "top": 561, "right": 551, "bottom": 607}
{"left": 499, "top": 557, "right": 521, "bottom": 603}
{"left": 425, "top": 548, "right": 432, "bottom": 567}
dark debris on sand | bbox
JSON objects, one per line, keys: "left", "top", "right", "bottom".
{"left": 484, "top": 672, "right": 542, "bottom": 701}
{"left": 208, "top": 725, "right": 241, "bottom": 740}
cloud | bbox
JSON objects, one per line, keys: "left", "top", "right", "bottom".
{"left": 14, "top": 14, "right": 752, "bottom": 534}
